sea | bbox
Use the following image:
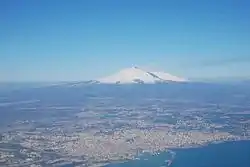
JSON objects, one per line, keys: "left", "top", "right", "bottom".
{"left": 104, "top": 141, "right": 250, "bottom": 167}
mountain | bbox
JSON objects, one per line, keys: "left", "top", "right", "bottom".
{"left": 96, "top": 67, "right": 187, "bottom": 84}
{"left": 149, "top": 71, "right": 187, "bottom": 82}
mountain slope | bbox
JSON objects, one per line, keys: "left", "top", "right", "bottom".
{"left": 97, "top": 67, "right": 187, "bottom": 84}
{"left": 151, "top": 71, "right": 187, "bottom": 82}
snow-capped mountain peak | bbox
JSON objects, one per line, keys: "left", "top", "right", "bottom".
{"left": 97, "top": 67, "right": 187, "bottom": 84}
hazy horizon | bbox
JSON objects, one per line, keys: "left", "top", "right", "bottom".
{"left": 1, "top": 0, "right": 250, "bottom": 82}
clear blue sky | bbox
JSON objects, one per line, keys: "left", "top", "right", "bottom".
{"left": 1, "top": 0, "right": 250, "bottom": 81}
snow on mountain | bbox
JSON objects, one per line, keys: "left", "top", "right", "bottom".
{"left": 150, "top": 71, "right": 187, "bottom": 82}
{"left": 97, "top": 67, "right": 187, "bottom": 84}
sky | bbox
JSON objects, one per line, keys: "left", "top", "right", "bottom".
{"left": 1, "top": 0, "right": 250, "bottom": 82}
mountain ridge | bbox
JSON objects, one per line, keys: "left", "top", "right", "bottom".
{"left": 96, "top": 67, "right": 187, "bottom": 84}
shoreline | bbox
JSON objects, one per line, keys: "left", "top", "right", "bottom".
{"left": 99, "top": 139, "right": 250, "bottom": 167}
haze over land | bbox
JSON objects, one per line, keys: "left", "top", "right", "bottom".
{"left": 1, "top": 1, "right": 250, "bottom": 167}
{"left": 0, "top": 83, "right": 250, "bottom": 167}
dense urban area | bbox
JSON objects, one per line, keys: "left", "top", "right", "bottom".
{"left": 0, "top": 84, "right": 250, "bottom": 167}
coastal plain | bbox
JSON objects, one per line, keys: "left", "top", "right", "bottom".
{"left": 0, "top": 84, "right": 250, "bottom": 166}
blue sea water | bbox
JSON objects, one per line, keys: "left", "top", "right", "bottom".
{"left": 105, "top": 141, "right": 250, "bottom": 167}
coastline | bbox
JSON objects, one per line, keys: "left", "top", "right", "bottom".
{"left": 101, "top": 139, "right": 250, "bottom": 167}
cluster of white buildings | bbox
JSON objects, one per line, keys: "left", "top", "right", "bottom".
{"left": 61, "top": 128, "right": 238, "bottom": 164}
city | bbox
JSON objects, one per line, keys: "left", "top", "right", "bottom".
{"left": 0, "top": 84, "right": 249, "bottom": 166}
